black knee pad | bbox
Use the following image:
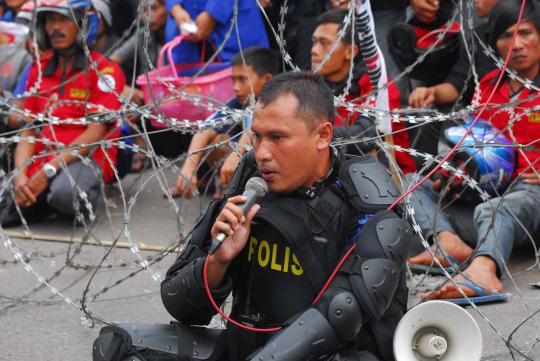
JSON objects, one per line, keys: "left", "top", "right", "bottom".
{"left": 93, "top": 325, "right": 136, "bottom": 361}
{"left": 341, "top": 211, "right": 413, "bottom": 323}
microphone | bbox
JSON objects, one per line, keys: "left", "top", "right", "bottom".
{"left": 208, "top": 177, "right": 268, "bottom": 255}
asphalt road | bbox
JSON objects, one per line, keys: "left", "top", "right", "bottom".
{"left": 1, "top": 168, "right": 539, "bottom": 360}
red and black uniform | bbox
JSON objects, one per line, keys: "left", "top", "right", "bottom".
{"left": 475, "top": 69, "right": 540, "bottom": 175}
{"left": 24, "top": 50, "right": 125, "bottom": 183}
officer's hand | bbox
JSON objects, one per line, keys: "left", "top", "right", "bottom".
{"left": 220, "top": 152, "right": 241, "bottom": 189}
{"left": 409, "top": 87, "right": 436, "bottom": 108}
{"left": 210, "top": 195, "right": 260, "bottom": 265}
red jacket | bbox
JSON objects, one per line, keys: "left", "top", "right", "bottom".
{"left": 336, "top": 74, "right": 416, "bottom": 174}
{"left": 24, "top": 51, "right": 125, "bottom": 183}
{"left": 475, "top": 69, "right": 540, "bottom": 175}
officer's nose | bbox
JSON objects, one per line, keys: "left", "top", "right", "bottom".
{"left": 254, "top": 138, "right": 273, "bottom": 163}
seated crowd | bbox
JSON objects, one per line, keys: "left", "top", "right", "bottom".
{"left": 0, "top": 0, "right": 538, "bottom": 315}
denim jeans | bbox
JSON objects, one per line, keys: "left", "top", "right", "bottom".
{"left": 405, "top": 173, "right": 457, "bottom": 241}
{"left": 406, "top": 173, "right": 540, "bottom": 274}
{"left": 474, "top": 181, "right": 540, "bottom": 275}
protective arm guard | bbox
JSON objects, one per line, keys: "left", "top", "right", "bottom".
{"left": 161, "top": 152, "right": 259, "bottom": 324}
{"left": 249, "top": 211, "right": 412, "bottom": 361}
{"left": 161, "top": 202, "right": 233, "bottom": 325}
{"left": 161, "top": 251, "right": 232, "bottom": 325}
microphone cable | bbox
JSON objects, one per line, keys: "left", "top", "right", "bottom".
{"left": 203, "top": 242, "right": 357, "bottom": 333}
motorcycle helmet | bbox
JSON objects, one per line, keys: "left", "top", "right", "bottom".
{"left": 36, "top": 0, "right": 100, "bottom": 50}
{"left": 441, "top": 116, "right": 515, "bottom": 196}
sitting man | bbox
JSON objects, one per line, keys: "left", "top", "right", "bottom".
{"left": 170, "top": 46, "right": 280, "bottom": 199}
{"left": 0, "top": 0, "right": 125, "bottom": 226}
{"left": 93, "top": 72, "right": 412, "bottom": 361}
{"left": 409, "top": 0, "right": 540, "bottom": 303}
{"left": 311, "top": 9, "right": 416, "bottom": 175}
{"left": 214, "top": 9, "right": 417, "bottom": 191}
{"left": 111, "top": 0, "right": 168, "bottom": 99}
{"left": 408, "top": 0, "right": 499, "bottom": 109}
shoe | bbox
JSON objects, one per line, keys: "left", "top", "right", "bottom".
{"left": 442, "top": 280, "right": 507, "bottom": 306}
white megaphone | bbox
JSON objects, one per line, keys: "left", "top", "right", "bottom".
{"left": 393, "top": 301, "right": 482, "bottom": 361}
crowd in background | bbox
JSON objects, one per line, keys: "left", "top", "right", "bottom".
{"left": 0, "top": 0, "right": 539, "bottom": 304}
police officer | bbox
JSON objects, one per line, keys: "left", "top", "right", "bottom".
{"left": 94, "top": 72, "right": 411, "bottom": 361}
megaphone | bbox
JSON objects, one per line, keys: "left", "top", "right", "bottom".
{"left": 393, "top": 301, "right": 482, "bottom": 361}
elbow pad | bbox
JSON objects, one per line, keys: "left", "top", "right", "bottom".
{"left": 249, "top": 289, "right": 363, "bottom": 361}
{"left": 342, "top": 210, "right": 413, "bottom": 323}
{"left": 161, "top": 257, "right": 232, "bottom": 324}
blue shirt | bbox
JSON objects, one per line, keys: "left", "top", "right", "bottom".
{"left": 206, "top": 97, "right": 250, "bottom": 137}
{"left": 165, "top": 0, "right": 269, "bottom": 64}
{"left": 13, "top": 64, "right": 30, "bottom": 97}
{"left": 0, "top": 10, "right": 15, "bottom": 22}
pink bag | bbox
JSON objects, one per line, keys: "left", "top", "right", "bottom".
{"left": 136, "top": 35, "right": 235, "bottom": 128}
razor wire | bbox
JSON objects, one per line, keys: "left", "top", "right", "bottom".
{"left": 0, "top": 0, "right": 540, "bottom": 359}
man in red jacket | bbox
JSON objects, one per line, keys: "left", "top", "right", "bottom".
{"left": 311, "top": 8, "right": 416, "bottom": 175}
{"left": 1, "top": 0, "right": 125, "bottom": 226}
{"left": 414, "top": 0, "right": 540, "bottom": 303}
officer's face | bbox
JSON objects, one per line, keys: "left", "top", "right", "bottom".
{"left": 251, "top": 93, "right": 333, "bottom": 193}
{"left": 45, "top": 12, "right": 78, "bottom": 52}
{"left": 496, "top": 21, "right": 540, "bottom": 78}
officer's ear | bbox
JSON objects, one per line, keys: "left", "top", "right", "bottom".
{"left": 317, "top": 121, "right": 333, "bottom": 150}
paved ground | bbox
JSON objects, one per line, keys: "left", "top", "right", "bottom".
{"left": 1, "top": 167, "right": 539, "bottom": 360}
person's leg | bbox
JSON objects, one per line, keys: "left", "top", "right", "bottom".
{"left": 424, "top": 182, "right": 540, "bottom": 300}
{"left": 406, "top": 173, "right": 473, "bottom": 266}
{"left": 474, "top": 181, "right": 540, "bottom": 276}
{"left": 406, "top": 174, "right": 455, "bottom": 239}
{"left": 47, "top": 161, "right": 101, "bottom": 220}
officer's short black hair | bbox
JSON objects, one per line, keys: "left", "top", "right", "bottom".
{"left": 489, "top": 0, "right": 540, "bottom": 51}
{"left": 317, "top": 9, "right": 356, "bottom": 46}
{"left": 257, "top": 71, "right": 334, "bottom": 130}
{"left": 231, "top": 47, "right": 281, "bottom": 77}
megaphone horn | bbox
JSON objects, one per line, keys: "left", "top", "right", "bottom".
{"left": 393, "top": 301, "right": 483, "bottom": 361}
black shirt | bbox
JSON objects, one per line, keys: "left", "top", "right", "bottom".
{"left": 445, "top": 22, "right": 496, "bottom": 105}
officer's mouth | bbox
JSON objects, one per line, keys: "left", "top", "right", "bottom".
{"left": 260, "top": 167, "right": 278, "bottom": 181}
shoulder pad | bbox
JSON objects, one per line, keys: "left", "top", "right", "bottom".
{"left": 338, "top": 155, "right": 400, "bottom": 211}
